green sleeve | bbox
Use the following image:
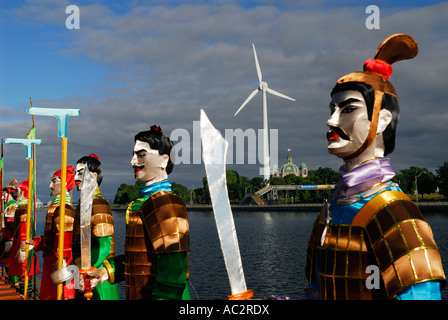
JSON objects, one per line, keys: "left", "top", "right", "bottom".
{"left": 90, "top": 236, "right": 112, "bottom": 269}
{"left": 152, "top": 251, "right": 189, "bottom": 300}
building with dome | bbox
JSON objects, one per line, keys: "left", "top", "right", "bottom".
{"left": 272, "top": 153, "right": 308, "bottom": 178}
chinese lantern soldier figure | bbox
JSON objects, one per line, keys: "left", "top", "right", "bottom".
{"left": 25, "top": 167, "right": 76, "bottom": 300}
{"left": 72, "top": 154, "right": 119, "bottom": 300}
{"left": 305, "top": 34, "right": 446, "bottom": 300}
{"left": 87, "top": 125, "right": 190, "bottom": 300}
{"left": 125, "top": 125, "right": 190, "bottom": 300}
{"left": 8, "top": 179, "right": 40, "bottom": 296}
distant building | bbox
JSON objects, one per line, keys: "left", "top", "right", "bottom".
{"left": 272, "top": 153, "right": 307, "bottom": 178}
{"left": 36, "top": 198, "right": 45, "bottom": 209}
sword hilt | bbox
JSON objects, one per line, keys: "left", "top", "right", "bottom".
{"left": 227, "top": 289, "right": 254, "bottom": 300}
{"left": 80, "top": 266, "right": 96, "bottom": 300}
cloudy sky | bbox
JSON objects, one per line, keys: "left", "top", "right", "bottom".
{"left": 1, "top": 0, "right": 448, "bottom": 203}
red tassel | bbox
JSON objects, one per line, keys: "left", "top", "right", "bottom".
{"left": 363, "top": 59, "right": 393, "bottom": 79}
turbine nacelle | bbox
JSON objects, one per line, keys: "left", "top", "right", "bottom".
{"left": 259, "top": 81, "right": 268, "bottom": 91}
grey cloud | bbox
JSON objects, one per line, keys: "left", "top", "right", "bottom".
{"left": 2, "top": 2, "right": 448, "bottom": 203}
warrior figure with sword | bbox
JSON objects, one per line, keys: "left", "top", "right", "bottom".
{"left": 87, "top": 125, "right": 190, "bottom": 300}
{"left": 72, "top": 153, "right": 119, "bottom": 300}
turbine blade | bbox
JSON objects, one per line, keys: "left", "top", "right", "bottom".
{"left": 252, "top": 43, "right": 262, "bottom": 83}
{"left": 234, "top": 89, "right": 259, "bottom": 116}
{"left": 266, "top": 87, "right": 296, "bottom": 101}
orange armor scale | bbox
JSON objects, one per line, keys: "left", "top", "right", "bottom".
{"left": 125, "top": 190, "right": 189, "bottom": 300}
{"left": 43, "top": 202, "right": 76, "bottom": 256}
{"left": 306, "top": 190, "right": 446, "bottom": 299}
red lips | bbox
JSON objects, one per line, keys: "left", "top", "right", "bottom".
{"left": 327, "top": 129, "right": 340, "bottom": 141}
{"left": 134, "top": 167, "right": 142, "bottom": 173}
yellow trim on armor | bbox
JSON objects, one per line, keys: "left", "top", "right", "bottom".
{"left": 103, "top": 259, "right": 115, "bottom": 284}
{"left": 125, "top": 201, "right": 134, "bottom": 224}
{"left": 351, "top": 190, "right": 410, "bottom": 227}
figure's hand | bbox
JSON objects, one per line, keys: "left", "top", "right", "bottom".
{"left": 50, "top": 260, "right": 73, "bottom": 285}
{"left": 19, "top": 240, "right": 34, "bottom": 252}
{"left": 15, "top": 246, "right": 26, "bottom": 264}
{"left": 16, "top": 240, "right": 35, "bottom": 263}
{"left": 86, "top": 267, "right": 109, "bottom": 289}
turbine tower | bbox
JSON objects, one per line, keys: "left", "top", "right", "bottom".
{"left": 234, "top": 43, "right": 295, "bottom": 183}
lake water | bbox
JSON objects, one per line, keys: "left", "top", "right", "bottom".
{"left": 34, "top": 208, "right": 448, "bottom": 300}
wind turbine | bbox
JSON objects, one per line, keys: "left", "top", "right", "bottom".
{"left": 234, "top": 43, "right": 295, "bottom": 183}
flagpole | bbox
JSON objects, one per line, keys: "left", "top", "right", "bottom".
{"left": 28, "top": 99, "right": 39, "bottom": 300}
{"left": 56, "top": 137, "right": 68, "bottom": 300}
{"left": 23, "top": 158, "right": 33, "bottom": 300}
{"left": 26, "top": 106, "right": 80, "bottom": 300}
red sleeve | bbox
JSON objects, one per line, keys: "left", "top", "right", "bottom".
{"left": 53, "top": 232, "right": 73, "bottom": 259}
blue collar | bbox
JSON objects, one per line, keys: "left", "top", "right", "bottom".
{"left": 139, "top": 179, "right": 172, "bottom": 198}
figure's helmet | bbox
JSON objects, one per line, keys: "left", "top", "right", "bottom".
{"left": 331, "top": 34, "right": 418, "bottom": 159}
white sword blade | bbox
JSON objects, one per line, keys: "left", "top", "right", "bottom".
{"left": 234, "top": 89, "right": 258, "bottom": 117}
{"left": 252, "top": 43, "right": 263, "bottom": 83}
{"left": 80, "top": 166, "right": 97, "bottom": 270}
{"left": 266, "top": 87, "right": 296, "bottom": 101}
{"left": 200, "top": 109, "right": 248, "bottom": 295}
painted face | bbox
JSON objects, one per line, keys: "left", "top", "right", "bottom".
{"left": 49, "top": 175, "right": 61, "bottom": 196}
{"left": 131, "top": 140, "right": 169, "bottom": 184}
{"left": 75, "top": 163, "right": 86, "bottom": 191}
{"left": 15, "top": 188, "right": 24, "bottom": 201}
{"left": 75, "top": 162, "right": 98, "bottom": 191}
{"left": 326, "top": 90, "right": 371, "bottom": 159}
{"left": 2, "top": 191, "right": 10, "bottom": 203}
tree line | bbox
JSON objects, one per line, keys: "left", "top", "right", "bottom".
{"left": 113, "top": 161, "right": 448, "bottom": 205}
